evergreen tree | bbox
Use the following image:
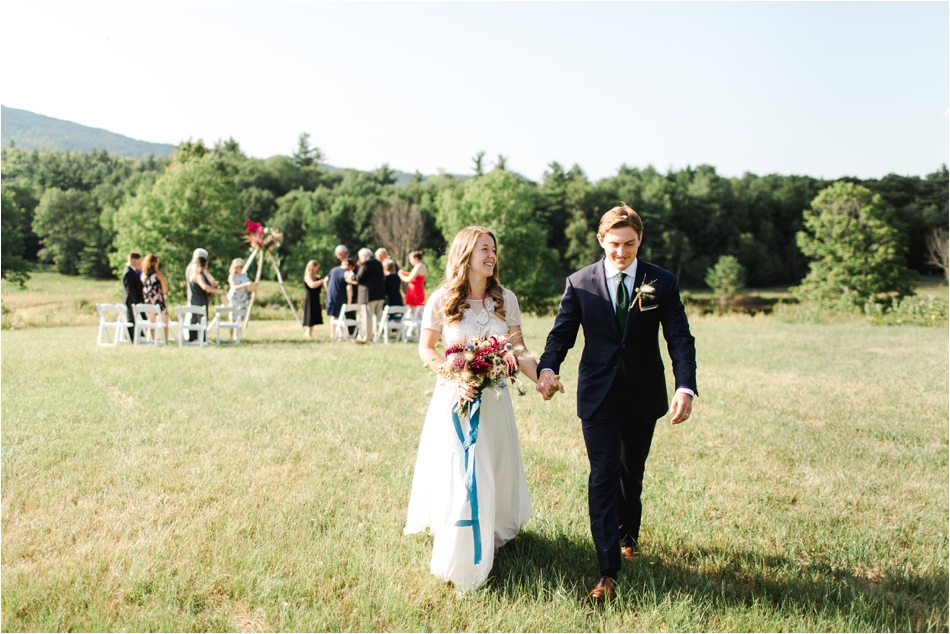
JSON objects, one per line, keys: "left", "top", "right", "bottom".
{"left": 793, "top": 182, "right": 914, "bottom": 306}
{"left": 293, "top": 132, "right": 324, "bottom": 168}
{"left": 32, "top": 188, "right": 99, "bottom": 275}
{"left": 1, "top": 190, "right": 30, "bottom": 286}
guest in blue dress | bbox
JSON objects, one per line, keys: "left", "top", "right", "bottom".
{"left": 325, "top": 245, "right": 350, "bottom": 321}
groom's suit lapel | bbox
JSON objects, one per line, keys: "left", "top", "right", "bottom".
{"left": 590, "top": 260, "right": 622, "bottom": 340}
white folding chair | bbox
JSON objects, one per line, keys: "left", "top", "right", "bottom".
{"left": 213, "top": 305, "right": 243, "bottom": 343}
{"left": 402, "top": 305, "right": 424, "bottom": 342}
{"left": 132, "top": 303, "right": 168, "bottom": 346}
{"left": 177, "top": 305, "right": 208, "bottom": 347}
{"left": 330, "top": 304, "right": 360, "bottom": 342}
{"left": 97, "top": 303, "right": 131, "bottom": 346}
{"left": 375, "top": 305, "right": 410, "bottom": 343}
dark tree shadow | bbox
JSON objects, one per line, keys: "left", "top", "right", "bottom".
{"left": 238, "top": 337, "right": 334, "bottom": 346}
{"left": 488, "top": 531, "right": 949, "bottom": 631}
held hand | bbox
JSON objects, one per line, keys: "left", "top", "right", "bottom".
{"left": 669, "top": 392, "right": 693, "bottom": 425}
{"left": 535, "top": 371, "right": 565, "bottom": 401}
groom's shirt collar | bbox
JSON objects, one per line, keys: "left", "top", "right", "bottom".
{"left": 603, "top": 257, "right": 637, "bottom": 283}
{"left": 603, "top": 257, "right": 637, "bottom": 307}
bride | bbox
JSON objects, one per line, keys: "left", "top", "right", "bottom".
{"left": 404, "top": 226, "right": 540, "bottom": 590}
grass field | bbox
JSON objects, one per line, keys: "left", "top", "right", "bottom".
{"left": 2, "top": 311, "right": 947, "bottom": 631}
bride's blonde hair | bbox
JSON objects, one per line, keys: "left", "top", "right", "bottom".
{"left": 440, "top": 226, "right": 506, "bottom": 324}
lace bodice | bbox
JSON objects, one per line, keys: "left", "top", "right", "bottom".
{"left": 422, "top": 288, "right": 522, "bottom": 347}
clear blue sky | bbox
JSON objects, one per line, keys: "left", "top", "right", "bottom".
{"left": 3, "top": 1, "right": 947, "bottom": 182}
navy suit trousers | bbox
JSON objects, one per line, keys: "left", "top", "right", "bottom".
{"left": 582, "top": 372, "right": 658, "bottom": 578}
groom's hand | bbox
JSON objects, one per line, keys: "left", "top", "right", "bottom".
{"left": 536, "top": 369, "right": 565, "bottom": 401}
{"left": 669, "top": 392, "right": 693, "bottom": 424}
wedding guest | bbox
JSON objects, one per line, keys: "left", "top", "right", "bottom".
{"left": 399, "top": 250, "right": 428, "bottom": 320}
{"left": 227, "top": 258, "right": 258, "bottom": 317}
{"left": 303, "top": 260, "right": 325, "bottom": 339}
{"left": 355, "top": 248, "right": 385, "bottom": 343}
{"left": 186, "top": 248, "right": 218, "bottom": 303}
{"left": 325, "top": 245, "right": 349, "bottom": 322}
{"left": 375, "top": 247, "right": 399, "bottom": 273}
{"left": 140, "top": 253, "right": 170, "bottom": 343}
{"left": 344, "top": 257, "right": 358, "bottom": 306}
{"left": 343, "top": 257, "right": 359, "bottom": 337}
{"left": 188, "top": 256, "right": 224, "bottom": 341}
{"left": 384, "top": 259, "right": 404, "bottom": 307}
{"left": 122, "top": 252, "right": 144, "bottom": 341}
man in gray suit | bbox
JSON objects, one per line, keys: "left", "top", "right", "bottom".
{"left": 355, "top": 248, "right": 385, "bottom": 343}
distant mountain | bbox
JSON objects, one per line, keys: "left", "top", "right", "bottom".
{"left": 1, "top": 105, "right": 176, "bottom": 159}
{"left": 0, "top": 105, "right": 495, "bottom": 184}
{"left": 323, "top": 164, "right": 473, "bottom": 188}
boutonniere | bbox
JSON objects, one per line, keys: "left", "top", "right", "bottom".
{"left": 633, "top": 276, "right": 658, "bottom": 311}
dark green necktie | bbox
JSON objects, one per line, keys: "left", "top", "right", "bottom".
{"left": 616, "top": 272, "right": 629, "bottom": 332}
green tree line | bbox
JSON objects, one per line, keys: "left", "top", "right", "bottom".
{"left": 2, "top": 138, "right": 946, "bottom": 308}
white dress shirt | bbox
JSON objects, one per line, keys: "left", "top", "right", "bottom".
{"left": 603, "top": 257, "right": 637, "bottom": 309}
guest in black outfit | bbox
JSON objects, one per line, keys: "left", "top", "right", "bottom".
{"left": 188, "top": 256, "right": 224, "bottom": 341}
{"left": 122, "top": 252, "right": 144, "bottom": 341}
{"left": 354, "top": 248, "right": 385, "bottom": 343}
{"left": 303, "top": 260, "right": 325, "bottom": 339}
{"left": 383, "top": 259, "right": 403, "bottom": 307}
{"left": 343, "top": 257, "right": 359, "bottom": 337}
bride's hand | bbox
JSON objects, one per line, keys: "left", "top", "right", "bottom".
{"left": 457, "top": 383, "right": 477, "bottom": 405}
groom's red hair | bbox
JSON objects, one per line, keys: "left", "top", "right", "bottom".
{"left": 598, "top": 204, "right": 643, "bottom": 239}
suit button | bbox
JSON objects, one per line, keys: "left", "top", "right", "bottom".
{"left": 613, "top": 366, "right": 618, "bottom": 371}
{"left": 621, "top": 344, "right": 626, "bottom": 348}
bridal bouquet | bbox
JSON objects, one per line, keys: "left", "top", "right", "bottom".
{"left": 438, "top": 335, "right": 526, "bottom": 410}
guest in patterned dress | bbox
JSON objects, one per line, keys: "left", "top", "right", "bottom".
{"left": 227, "top": 258, "right": 258, "bottom": 316}
{"left": 140, "top": 253, "right": 170, "bottom": 343}
{"left": 226, "top": 258, "right": 257, "bottom": 341}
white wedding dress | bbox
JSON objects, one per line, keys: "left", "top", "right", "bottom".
{"left": 404, "top": 288, "right": 532, "bottom": 591}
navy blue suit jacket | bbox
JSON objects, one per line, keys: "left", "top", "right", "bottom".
{"left": 538, "top": 258, "right": 698, "bottom": 420}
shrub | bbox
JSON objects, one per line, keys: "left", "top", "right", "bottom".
{"left": 864, "top": 294, "right": 949, "bottom": 327}
{"left": 705, "top": 255, "right": 746, "bottom": 309}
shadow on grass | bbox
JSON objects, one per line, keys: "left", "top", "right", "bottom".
{"left": 489, "top": 533, "right": 948, "bottom": 630}
{"left": 239, "top": 338, "right": 323, "bottom": 346}
{"left": 488, "top": 530, "right": 598, "bottom": 601}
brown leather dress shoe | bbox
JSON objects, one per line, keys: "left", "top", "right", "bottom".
{"left": 622, "top": 545, "right": 638, "bottom": 561}
{"left": 589, "top": 576, "right": 615, "bottom": 603}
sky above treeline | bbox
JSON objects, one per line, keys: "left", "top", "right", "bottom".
{"left": 3, "top": 2, "right": 948, "bottom": 182}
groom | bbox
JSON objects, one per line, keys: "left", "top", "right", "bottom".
{"left": 537, "top": 204, "right": 697, "bottom": 602}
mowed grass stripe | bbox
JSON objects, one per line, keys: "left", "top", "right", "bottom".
{"left": 2, "top": 317, "right": 947, "bottom": 631}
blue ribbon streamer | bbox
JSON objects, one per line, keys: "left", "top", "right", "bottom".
{"left": 451, "top": 392, "right": 482, "bottom": 566}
